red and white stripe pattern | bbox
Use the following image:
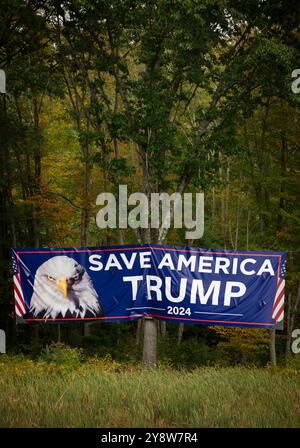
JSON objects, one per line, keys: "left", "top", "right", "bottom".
{"left": 12, "top": 253, "right": 26, "bottom": 317}
{"left": 272, "top": 277, "right": 285, "bottom": 323}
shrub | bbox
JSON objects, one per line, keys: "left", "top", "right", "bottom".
{"left": 39, "top": 342, "right": 84, "bottom": 373}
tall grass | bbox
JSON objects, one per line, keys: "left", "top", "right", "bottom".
{"left": 0, "top": 358, "right": 299, "bottom": 427}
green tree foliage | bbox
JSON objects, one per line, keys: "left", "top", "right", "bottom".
{"left": 0, "top": 0, "right": 299, "bottom": 364}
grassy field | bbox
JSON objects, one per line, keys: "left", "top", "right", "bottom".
{"left": 0, "top": 358, "right": 299, "bottom": 428}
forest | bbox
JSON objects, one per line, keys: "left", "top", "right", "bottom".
{"left": 0, "top": 2, "right": 300, "bottom": 428}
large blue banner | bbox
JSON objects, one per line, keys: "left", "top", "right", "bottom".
{"left": 12, "top": 244, "right": 287, "bottom": 328}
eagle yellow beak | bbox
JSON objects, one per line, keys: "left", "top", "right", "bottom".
{"left": 56, "top": 276, "right": 69, "bottom": 298}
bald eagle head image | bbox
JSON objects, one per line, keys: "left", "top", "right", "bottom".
{"left": 29, "top": 256, "right": 104, "bottom": 319}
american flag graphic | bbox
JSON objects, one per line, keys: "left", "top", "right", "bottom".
{"left": 271, "top": 258, "right": 286, "bottom": 323}
{"left": 12, "top": 253, "right": 26, "bottom": 317}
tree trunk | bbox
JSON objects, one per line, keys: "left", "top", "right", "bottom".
{"left": 246, "top": 209, "right": 250, "bottom": 250}
{"left": 32, "top": 98, "right": 41, "bottom": 248}
{"left": 160, "top": 321, "right": 167, "bottom": 338}
{"left": 234, "top": 184, "right": 241, "bottom": 250}
{"left": 136, "top": 319, "right": 143, "bottom": 345}
{"left": 142, "top": 317, "right": 157, "bottom": 366}
{"left": 269, "top": 326, "right": 277, "bottom": 366}
{"left": 211, "top": 187, "right": 215, "bottom": 233}
{"left": 220, "top": 166, "right": 225, "bottom": 242}
{"left": 277, "top": 131, "right": 287, "bottom": 232}
{"left": 225, "top": 160, "right": 230, "bottom": 247}
{"left": 31, "top": 325, "right": 40, "bottom": 355}
{"left": 80, "top": 144, "right": 91, "bottom": 247}
{"left": 178, "top": 323, "right": 184, "bottom": 345}
{"left": 81, "top": 143, "right": 92, "bottom": 337}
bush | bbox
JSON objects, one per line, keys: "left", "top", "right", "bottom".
{"left": 285, "top": 354, "right": 300, "bottom": 372}
{"left": 87, "top": 353, "right": 123, "bottom": 372}
{"left": 158, "top": 338, "right": 211, "bottom": 368}
{"left": 39, "top": 342, "right": 84, "bottom": 373}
